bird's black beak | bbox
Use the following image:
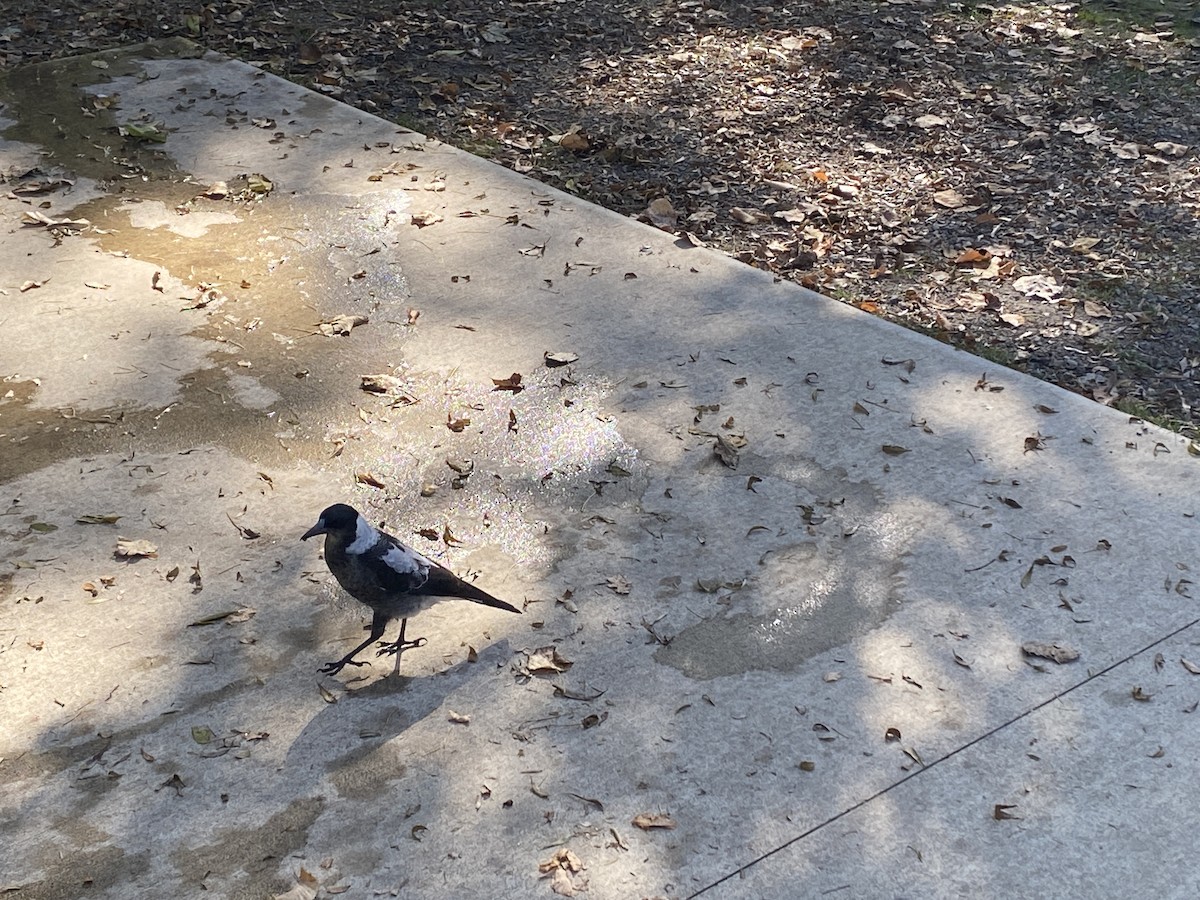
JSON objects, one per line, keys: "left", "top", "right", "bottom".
{"left": 301, "top": 520, "right": 327, "bottom": 541}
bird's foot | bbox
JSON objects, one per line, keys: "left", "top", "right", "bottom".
{"left": 376, "top": 636, "right": 427, "bottom": 657}
{"left": 319, "top": 656, "right": 369, "bottom": 675}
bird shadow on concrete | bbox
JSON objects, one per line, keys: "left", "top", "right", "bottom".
{"left": 281, "top": 639, "right": 516, "bottom": 781}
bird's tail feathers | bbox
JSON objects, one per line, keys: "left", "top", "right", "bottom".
{"left": 425, "top": 567, "right": 521, "bottom": 614}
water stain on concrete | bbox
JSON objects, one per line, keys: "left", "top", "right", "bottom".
{"left": 654, "top": 466, "right": 907, "bottom": 680}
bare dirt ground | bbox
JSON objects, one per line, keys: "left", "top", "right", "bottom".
{"left": 3, "top": 0, "right": 1198, "bottom": 437}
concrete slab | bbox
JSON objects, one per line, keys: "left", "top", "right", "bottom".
{"left": 1, "top": 42, "right": 1197, "bottom": 900}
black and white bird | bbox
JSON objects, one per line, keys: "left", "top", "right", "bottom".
{"left": 302, "top": 503, "right": 520, "bottom": 676}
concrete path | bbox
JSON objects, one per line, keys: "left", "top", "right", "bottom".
{"left": 1, "top": 41, "right": 1197, "bottom": 900}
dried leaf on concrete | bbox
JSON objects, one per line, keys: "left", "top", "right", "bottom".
{"left": 632, "top": 813, "right": 677, "bottom": 831}
{"left": 318, "top": 315, "right": 368, "bottom": 336}
{"left": 115, "top": 538, "right": 158, "bottom": 559}
{"left": 273, "top": 868, "right": 318, "bottom": 900}
{"left": 606, "top": 575, "right": 632, "bottom": 595}
{"left": 492, "top": 373, "right": 524, "bottom": 393}
{"left": 1021, "top": 641, "right": 1079, "bottom": 664}
{"left": 713, "top": 434, "right": 740, "bottom": 468}
{"left": 524, "top": 647, "right": 573, "bottom": 675}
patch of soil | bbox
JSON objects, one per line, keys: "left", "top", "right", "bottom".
{"left": 3, "top": 0, "right": 1198, "bottom": 435}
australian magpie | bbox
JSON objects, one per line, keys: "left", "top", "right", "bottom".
{"left": 302, "top": 503, "right": 520, "bottom": 676}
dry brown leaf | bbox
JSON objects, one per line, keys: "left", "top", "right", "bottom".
{"left": 318, "top": 314, "right": 368, "bottom": 336}
{"left": 646, "top": 198, "right": 678, "bottom": 228}
{"left": 714, "top": 434, "right": 740, "bottom": 468}
{"left": 632, "top": 813, "right": 677, "bottom": 831}
{"left": 410, "top": 211, "right": 443, "bottom": 228}
{"left": 550, "top": 868, "right": 585, "bottom": 897}
{"left": 115, "top": 538, "right": 158, "bottom": 559}
{"left": 526, "top": 647, "right": 573, "bottom": 674}
{"left": 932, "top": 189, "right": 966, "bottom": 209}
{"left": 538, "top": 848, "right": 585, "bottom": 875}
{"left": 1021, "top": 641, "right": 1079, "bottom": 664}
{"left": 272, "top": 868, "right": 318, "bottom": 900}
{"left": 491, "top": 373, "right": 524, "bottom": 393}
{"left": 360, "top": 374, "right": 406, "bottom": 394}
{"left": 605, "top": 575, "right": 632, "bottom": 595}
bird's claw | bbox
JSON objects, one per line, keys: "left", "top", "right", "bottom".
{"left": 376, "top": 636, "right": 427, "bottom": 657}
{"left": 319, "top": 657, "right": 368, "bottom": 675}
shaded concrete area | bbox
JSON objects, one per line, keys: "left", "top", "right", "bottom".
{"left": 1, "top": 42, "right": 1197, "bottom": 899}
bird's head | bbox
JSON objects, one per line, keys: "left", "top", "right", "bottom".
{"left": 301, "top": 503, "right": 360, "bottom": 541}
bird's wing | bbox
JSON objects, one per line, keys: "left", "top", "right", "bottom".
{"left": 366, "top": 531, "right": 519, "bottom": 613}
{"left": 347, "top": 533, "right": 433, "bottom": 597}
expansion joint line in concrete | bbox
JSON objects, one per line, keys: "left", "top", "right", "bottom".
{"left": 687, "top": 613, "right": 1200, "bottom": 898}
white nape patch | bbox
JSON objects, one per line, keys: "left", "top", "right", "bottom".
{"left": 347, "top": 515, "right": 379, "bottom": 554}
{"left": 381, "top": 545, "right": 424, "bottom": 576}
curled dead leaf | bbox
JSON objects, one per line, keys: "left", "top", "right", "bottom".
{"left": 318, "top": 314, "right": 368, "bottom": 336}
{"left": 714, "top": 434, "right": 741, "bottom": 468}
{"left": 1021, "top": 641, "right": 1079, "bottom": 664}
{"left": 115, "top": 538, "right": 158, "bottom": 559}
{"left": 632, "top": 813, "right": 676, "bottom": 831}
{"left": 272, "top": 868, "right": 318, "bottom": 900}
{"left": 491, "top": 373, "right": 524, "bottom": 393}
{"left": 646, "top": 198, "right": 678, "bottom": 228}
{"left": 525, "top": 647, "right": 573, "bottom": 674}
{"left": 605, "top": 575, "right": 632, "bottom": 595}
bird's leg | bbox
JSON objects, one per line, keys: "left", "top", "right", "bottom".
{"left": 320, "top": 610, "right": 390, "bottom": 675}
{"left": 375, "top": 618, "right": 428, "bottom": 675}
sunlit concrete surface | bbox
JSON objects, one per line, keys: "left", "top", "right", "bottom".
{"left": 1, "top": 41, "right": 1197, "bottom": 900}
